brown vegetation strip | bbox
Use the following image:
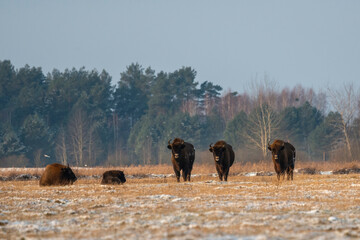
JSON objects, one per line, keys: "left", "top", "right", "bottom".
{"left": 1, "top": 162, "right": 360, "bottom": 180}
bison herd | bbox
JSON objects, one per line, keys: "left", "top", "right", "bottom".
{"left": 39, "top": 139, "right": 296, "bottom": 186}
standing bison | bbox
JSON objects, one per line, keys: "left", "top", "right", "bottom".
{"left": 39, "top": 163, "right": 77, "bottom": 186}
{"left": 268, "top": 139, "right": 296, "bottom": 180}
{"left": 167, "top": 138, "right": 195, "bottom": 182}
{"left": 101, "top": 170, "right": 126, "bottom": 184}
{"left": 209, "top": 140, "right": 235, "bottom": 181}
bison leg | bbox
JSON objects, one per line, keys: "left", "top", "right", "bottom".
{"left": 286, "top": 168, "right": 291, "bottom": 181}
{"left": 289, "top": 163, "right": 294, "bottom": 181}
{"left": 224, "top": 169, "right": 229, "bottom": 181}
{"left": 182, "top": 169, "right": 189, "bottom": 182}
{"left": 174, "top": 169, "right": 181, "bottom": 182}
{"left": 172, "top": 164, "right": 181, "bottom": 182}
{"left": 286, "top": 166, "right": 294, "bottom": 181}
{"left": 217, "top": 168, "right": 223, "bottom": 181}
{"left": 276, "top": 173, "right": 280, "bottom": 181}
{"left": 218, "top": 173, "right": 223, "bottom": 181}
{"left": 216, "top": 165, "right": 223, "bottom": 181}
{"left": 289, "top": 168, "right": 294, "bottom": 180}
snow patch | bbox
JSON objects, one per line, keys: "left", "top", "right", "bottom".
{"left": 148, "top": 194, "right": 177, "bottom": 200}
{"left": 244, "top": 172, "right": 257, "bottom": 177}
{"left": 305, "top": 210, "right": 320, "bottom": 214}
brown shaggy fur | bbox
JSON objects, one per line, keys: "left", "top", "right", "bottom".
{"left": 39, "top": 163, "right": 77, "bottom": 186}
{"left": 167, "top": 138, "right": 195, "bottom": 182}
{"left": 101, "top": 170, "right": 126, "bottom": 184}
{"left": 268, "top": 140, "right": 296, "bottom": 180}
{"left": 209, "top": 140, "right": 235, "bottom": 181}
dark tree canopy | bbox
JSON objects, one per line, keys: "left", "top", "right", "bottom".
{"left": 0, "top": 59, "right": 358, "bottom": 166}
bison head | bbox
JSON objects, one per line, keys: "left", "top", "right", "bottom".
{"left": 118, "top": 171, "right": 126, "bottom": 183}
{"left": 167, "top": 139, "right": 185, "bottom": 160}
{"left": 61, "top": 165, "right": 77, "bottom": 184}
{"left": 209, "top": 143, "right": 226, "bottom": 163}
{"left": 268, "top": 142, "right": 285, "bottom": 162}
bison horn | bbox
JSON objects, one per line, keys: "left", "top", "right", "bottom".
{"left": 168, "top": 139, "right": 172, "bottom": 145}
{"left": 209, "top": 143, "right": 213, "bottom": 148}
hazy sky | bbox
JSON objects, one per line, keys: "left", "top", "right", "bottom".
{"left": 1, "top": 0, "right": 359, "bottom": 93}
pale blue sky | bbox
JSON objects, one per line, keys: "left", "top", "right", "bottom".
{"left": 1, "top": 0, "right": 359, "bottom": 92}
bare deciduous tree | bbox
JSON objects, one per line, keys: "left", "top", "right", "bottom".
{"left": 220, "top": 90, "right": 239, "bottom": 123}
{"left": 181, "top": 99, "right": 197, "bottom": 116}
{"left": 112, "top": 113, "right": 120, "bottom": 165}
{"left": 33, "top": 149, "right": 43, "bottom": 167}
{"left": 142, "top": 136, "right": 152, "bottom": 165}
{"left": 312, "top": 91, "right": 328, "bottom": 115}
{"left": 245, "top": 76, "right": 281, "bottom": 160}
{"left": 246, "top": 104, "right": 280, "bottom": 159}
{"left": 68, "top": 110, "right": 90, "bottom": 166}
{"left": 55, "top": 127, "right": 68, "bottom": 165}
{"left": 327, "top": 83, "right": 359, "bottom": 161}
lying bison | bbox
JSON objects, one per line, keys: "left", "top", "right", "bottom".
{"left": 101, "top": 170, "right": 126, "bottom": 184}
{"left": 209, "top": 140, "right": 235, "bottom": 181}
{"left": 167, "top": 138, "right": 195, "bottom": 182}
{"left": 268, "top": 139, "right": 296, "bottom": 180}
{"left": 39, "top": 163, "right": 77, "bottom": 186}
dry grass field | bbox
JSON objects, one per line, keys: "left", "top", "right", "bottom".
{"left": 1, "top": 163, "right": 360, "bottom": 239}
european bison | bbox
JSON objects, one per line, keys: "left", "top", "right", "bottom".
{"left": 101, "top": 170, "right": 126, "bottom": 184}
{"left": 268, "top": 139, "right": 296, "bottom": 180}
{"left": 209, "top": 140, "right": 235, "bottom": 181}
{"left": 167, "top": 138, "right": 195, "bottom": 182}
{"left": 39, "top": 163, "right": 77, "bottom": 186}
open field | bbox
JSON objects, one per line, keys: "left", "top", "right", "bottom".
{"left": 1, "top": 167, "right": 360, "bottom": 239}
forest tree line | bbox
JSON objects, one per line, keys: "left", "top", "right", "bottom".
{"left": 0, "top": 60, "right": 359, "bottom": 167}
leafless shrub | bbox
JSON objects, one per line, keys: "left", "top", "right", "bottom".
{"left": 333, "top": 165, "right": 360, "bottom": 174}
{"left": 256, "top": 171, "right": 274, "bottom": 176}
{"left": 298, "top": 168, "right": 318, "bottom": 175}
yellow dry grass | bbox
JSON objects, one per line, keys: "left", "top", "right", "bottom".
{"left": 76, "top": 161, "right": 360, "bottom": 176}
{"left": 1, "top": 173, "right": 360, "bottom": 239}
{"left": 1, "top": 161, "right": 358, "bottom": 178}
